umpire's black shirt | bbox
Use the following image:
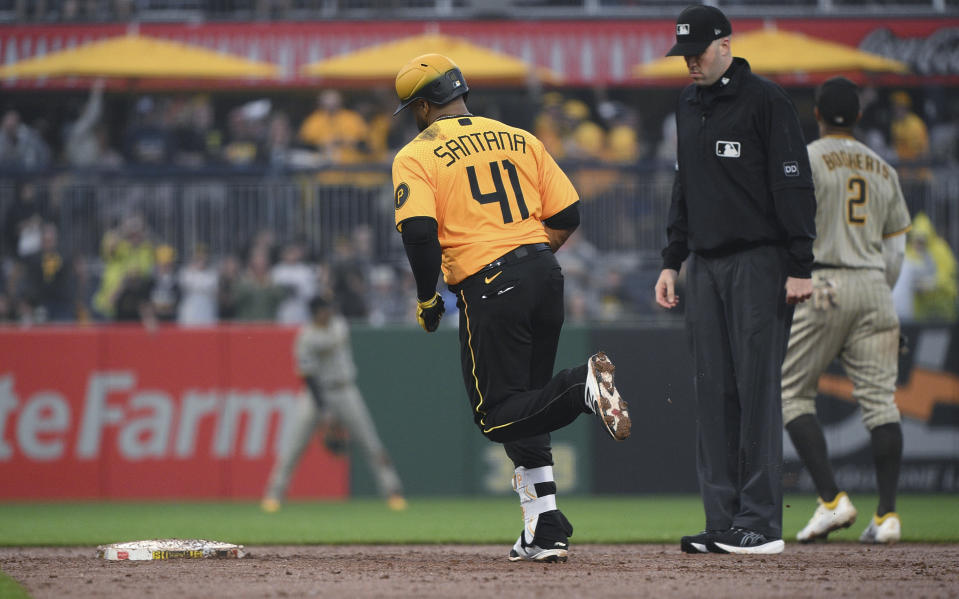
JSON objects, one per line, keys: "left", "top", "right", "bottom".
{"left": 661, "top": 58, "right": 816, "bottom": 278}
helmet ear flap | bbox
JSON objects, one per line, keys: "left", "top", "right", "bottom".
{"left": 422, "top": 67, "right": 468, "bottom": 106}
{"left": 393, "top": 57, "right": 469, "bottom": 116}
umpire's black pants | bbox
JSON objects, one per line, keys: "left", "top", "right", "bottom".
{"left": 685, "top": 245, "right": 794, "bottom": 539}
{"left": 450, "top": 244, "right": 589, "bottom": 452}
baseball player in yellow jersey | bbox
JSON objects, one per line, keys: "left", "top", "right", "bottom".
{"left": 391, "top": 54, "right": 631, "bottom": 563}
{"left": 781, "top": 77, "right": 911, "bottom": 545}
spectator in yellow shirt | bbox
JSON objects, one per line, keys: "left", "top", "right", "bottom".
{"left": 298, "top": 90, "right": 369, "bottom": 165}
{"left": 533, "top": 92, "right": 567, "bottom": 160}
{"left": 599, "top": 101, "right": 642, "bottom": 164}
{"left": 562, "top": 99, "right": 604, "bottom": 161}
{"left": 890, "top": 90, "right": 929, "bottom": 163}
{"left": 907, "top": 212, "right": 957, "bottom": 322}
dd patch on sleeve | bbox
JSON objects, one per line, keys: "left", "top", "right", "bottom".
{"left": 783, "top": 161, "right": 800, "bottom": 177}
{"left": 394, "top": 182, "right": 410, "bottom": 209}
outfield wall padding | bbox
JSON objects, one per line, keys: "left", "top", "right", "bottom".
{"left": 2, "top": 322, "right": 956, "bottom": 500}
{"left": 0, "top": 326, "right": 348, "bottom": 500}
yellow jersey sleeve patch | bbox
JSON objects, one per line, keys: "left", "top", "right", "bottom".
{"left": 394, "top": 182, "right": 411, "bottom": 210}
{"left": 392, "top": 151, "right": 437, "bottom": 230}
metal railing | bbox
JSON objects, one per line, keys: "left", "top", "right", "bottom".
{"left": 2, "top": 163, "right": 957, "bottom": 263}
{"left": 2, "top": 162, "right": 957, "bottom": 326}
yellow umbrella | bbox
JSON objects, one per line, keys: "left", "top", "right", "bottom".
{"left": 634, "top": 28, "right": 909, "bottom": 78}
{"left": 301, "top": 33, "right": 561, "bottom": 83}
{"left": 0, "top": 34, "right": 278, "bottom": 79}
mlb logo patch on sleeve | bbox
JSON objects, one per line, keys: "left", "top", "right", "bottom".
{"left": 783, "top": 161, "right": 800, "bottom": 176}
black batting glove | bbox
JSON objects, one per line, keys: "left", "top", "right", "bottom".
{"left": 416, "top": 292, "right": 445, "bottom": 332}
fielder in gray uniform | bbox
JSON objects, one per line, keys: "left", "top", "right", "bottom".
{"left": 781, "top": 77, "right": 911, "bottom": 544}
{"left": 262, "top": 296, "right": 406, "bottom": 512}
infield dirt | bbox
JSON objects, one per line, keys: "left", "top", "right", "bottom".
{"left": 3, "top": 543, "right": 958, "bottom": 598}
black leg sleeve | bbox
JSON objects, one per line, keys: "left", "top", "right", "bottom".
{"left": 786, "top": 414, "right": 840, "bottom": 502}
{"left": 870, "top": 422, "right": 903, "bottom": 516}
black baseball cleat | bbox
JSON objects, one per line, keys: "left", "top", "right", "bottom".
{"left": 680, "top": 530, "right": 723, "bottom": 554}
{"left": 508, "top": 538, "right": 569, "bottom": 563}
{"left": 508, "top": 510, "right": 573, "bottom": 563}
{"left": 706, "top": 528, "right": 785, "bottom": 555}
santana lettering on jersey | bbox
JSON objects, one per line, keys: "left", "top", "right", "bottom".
{"left": 433, "top": 129, "right": 528, "bottom": 167}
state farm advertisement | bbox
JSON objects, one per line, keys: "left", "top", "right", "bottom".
{"left": 0, "top": 326, "right": 348, "bottom": 500}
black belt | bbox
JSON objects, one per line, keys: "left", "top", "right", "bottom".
{"left": 473, "top": 243, "right": 551, "bottom": 277}
{"left": 812, "top": 263, "right": 847, "bottom": 270}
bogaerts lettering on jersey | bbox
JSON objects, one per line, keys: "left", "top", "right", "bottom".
{"left": 820, "top": 150, "right": 891, "bottom": 180}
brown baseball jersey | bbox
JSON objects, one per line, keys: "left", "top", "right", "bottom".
{"left": 392, "top": 115, "right": 579, "bottom": 285}
{"left": 807, "top": 134, "right": 912, "bottom": 269}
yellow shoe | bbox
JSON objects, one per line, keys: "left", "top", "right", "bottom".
{"left": 261, "top": 498, "right": 281, "bottom": 513}
{"left": 387, "top": 495, "right": 408, "bottom": 511}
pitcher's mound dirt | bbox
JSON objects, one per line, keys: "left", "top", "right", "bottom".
{"left": 3, "top": 544, "right": 958, "bottom": 598}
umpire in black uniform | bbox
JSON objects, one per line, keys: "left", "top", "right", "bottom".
{"left": 654, "top": 4, "right": 816, "bottom": 555}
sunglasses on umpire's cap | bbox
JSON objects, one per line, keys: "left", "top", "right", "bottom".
{"left": 666, "top": 4, "right": 732, "bottom": 57}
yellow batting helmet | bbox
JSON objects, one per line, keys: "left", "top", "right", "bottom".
{"left": 393, "top": 53, "right": 469, "bottom": 116}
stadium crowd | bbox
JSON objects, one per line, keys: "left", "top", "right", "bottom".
{"left": 1, "top": 83, "right": 956, "bottom": 327}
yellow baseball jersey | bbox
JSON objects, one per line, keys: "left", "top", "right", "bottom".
{"left": 807, "top": 134, "right": 911, "bottom": 271}
{"left": 392, "top": 115, "right": 579, "bottom": 284}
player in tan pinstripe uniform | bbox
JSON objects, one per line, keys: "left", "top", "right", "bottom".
{"left": 781, "top": 77, "right": 911, "bottom": 545}
{"left": 261, "top": 296, "right": 406, "bottom": 513}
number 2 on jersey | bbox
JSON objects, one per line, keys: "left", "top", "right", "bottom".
{"left": 467, "top": 160, "right": 530, "bottom": 224}
{"left": 846, "top": 177, "right": 867, "bottom": 225}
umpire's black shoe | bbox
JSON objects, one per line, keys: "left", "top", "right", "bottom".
{"left": 706, "top": 528, "right": 785, "bottom": 555}
{"left": 680, "top": 530, "right": 722, "bottom": 554}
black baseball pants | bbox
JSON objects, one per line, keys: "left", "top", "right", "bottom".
{"left": 685, "top": 245, "right": 794, "bottom": 539}
{"left": 450, "top": 246, "right": 589, "bottom": 446}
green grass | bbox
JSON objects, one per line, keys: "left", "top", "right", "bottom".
{"left": 0, "top": 572, "right": 29, "bottom": 599}
{"left": 0, "top": 495, "right": 956, "bottom": 546}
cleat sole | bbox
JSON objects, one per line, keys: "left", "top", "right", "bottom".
{"left": 590, "top": 352, "right": 631, "bottom": 441}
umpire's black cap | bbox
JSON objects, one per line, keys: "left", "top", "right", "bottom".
{"left": 666, "top": 5, "right": 732, "bottom": 57}
{"left": 816, "top": 76, "right": 861, "bottom": 127}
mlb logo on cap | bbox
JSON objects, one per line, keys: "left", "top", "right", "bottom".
{"left": 666, "top": 5, "right": 732, "bottom": 57}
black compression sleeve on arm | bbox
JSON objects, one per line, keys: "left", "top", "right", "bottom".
{"left": 543, "top": 201, "right": 580, "bottom": 230}
{"left": 400, "top": 217, "right": 442, "bottom": 301}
